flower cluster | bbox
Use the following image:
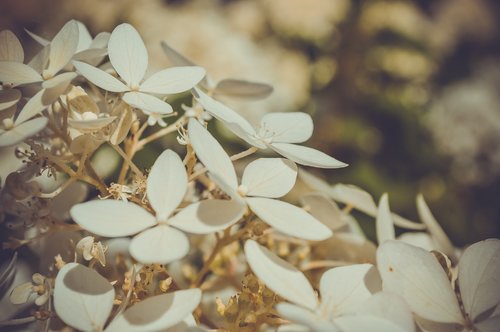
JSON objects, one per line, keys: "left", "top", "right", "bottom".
{"left": 0, "top": 20, "right": 498, "bottom": 332}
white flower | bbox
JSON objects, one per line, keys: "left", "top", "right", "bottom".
{"left": 244, "top": 240, "right": 414, "bottom": 332}
{"left": 54, "top": 262, "right": 202, "bottom": 331}
{"left": 188, "top": 118, "right": 332, "bottom": 241}
{"left": 26, "top": 20, "right": 110, "bottom": 66}
{"left": 70, "top": 149, "right": 244, "bottom": 264}
{"left": 10, "top": 273, "right": 50, "bottom": 306}
{"left": 192, "top": 87, "right": 347, "bottom": 168}
{"left": 72, "top": 23, "right": 206, "bottom": 122}
{"left": 0, "top": 21, "right": 80, "bottom": 123}
{"left": 377, "top": 239, "right": 500, "bottom": 331}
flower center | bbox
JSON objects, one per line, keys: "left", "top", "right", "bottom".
{"left": 2, "top": 118, "right": 14, "bottom": 130}
{"left": 237, "top": 184, "right": 249, "bottom": 197}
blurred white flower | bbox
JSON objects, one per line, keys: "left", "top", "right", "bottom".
{"left": 10, "top": 272, "right": 49, "bottom": 306}
{"left": 76, "top": 236, "right": 107, "bottom": 266}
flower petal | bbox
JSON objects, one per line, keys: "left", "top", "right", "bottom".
{"left": 276, "top": 303, "right": 337, "bottom": 332}
{"left": 244, "top": 240, "right": 318, "bottom": 310}
{"left": 0, "top": 89, "right": 21, "bottom": 111}
{"left": 14, "top": 90, "right": 48, "bottom": 125}
{"left": 213, "top": 79, "right": 273, "bottom": 100}
{"left": 108, "top": 23, "right": 148, "bottom": 87}
{"left": 376, "top": 241, "right": 464, "bottom": 324}
{"left": 187, "top": 118, "right": 238, "bottom": 190}
{"left": 376, "top": 193, "right": 395, "bottom": 244}
{"left": 242, "top": 158, "right": 297, "bottom": 198}
{"left": 54, "top": 263, "right": 114, "bottom": 331}
{"left": 70, "top": 200, "right": 156, "bottom": 237}
{"left": 75, "top": 21, "right": 92, "bottom": 51}
{"left": 335, "top": 315, "right": 407, "bottom": 332}
{"left": 0, "top": 30, "right": 24, "bottom": 62}
{"left": 458, "top": 238, "right": 500, "bottom": 320}
{"left": 25, "top": 29, "right": 50, "bottom": 46}
{"left": 270, "top": 143, "right": 347, "bottom": 169}
{"left": 357, "top": 292, "right": 415, "bottom": 332}
{"left": 300, "top": 193, "right": 345, "bottom": 230}
{"left": 129, "top": 225, "right": 189, "bottom": 264}
{"left": 320, "top": 264, "right": 381, "bottom": 316}
{"left": 246, "top": 197, "right": 332, "bottom": 241}
{"left": 46, "top": 20, "right": 79, "bottom": 77}
{"left": 169, "top": 200, "right": 245, "bottom": 234}
{"left": 140, "top": 66, "right": 206, "bottom": 94}
{"left": 0, "top": 62, "right": 42, "bottom": 86}
{"left": 261, "top": 112, "right": 313, "bottom": 143}
{"left": 0, "top": 117, "right": 47, "bottom": 147}
{"left": 474, "top": 315, "right": 500, "bottom": 332}
{"left": 73, "top": 60, "right": 129, "bottom": 92}
{"left": 147, "top": 149, "right": 187, "bottom": 220}
{"left": 41, "top": 72, "right": 77, "bottom": 89}
{"left": 68, "top": 116, "right": 117, "bottom": 131}
{"left": 416, "top": 194, "right": 456, "bottom": 259}
{"left": 106, "top": 289, "right": 201, "bottom": 332}
{"left": 122, "top": 91, "right": 173, "bottom": 114}
{"left": 192, "top": 87, "right": 262, "bottom": 147}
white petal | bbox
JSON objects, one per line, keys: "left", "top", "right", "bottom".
{"left": 300, "top": 193, "right": 345, "bottom": 230}
{"left": 270, "top": 143, "right": 347, "bottom": 169}
{"left": 357, "top": 292, "right": 415, "bottom": 332}
{"left": 298, "top": 168, "right": 332, "bottom": 193}
{"left": 70, "top": 200, "right": 156, "bottom": 237}
{"left": 0, "top": 62, "right": 42, "bottom": 86}
{"left": 213, "top": 79, "right": 273, "bottom": 100}
{"left": 73, "top": 60, "right": 129, "bottom": 92}
{"left": 108, "top": 23, "right": 148, "bottom": 87}
{"left": 416, "top": 194, "right": 456, "bottom": 259}
{"left": 335, "top": 315, "right": 407, "bottom": 332}
{"left": 129, "top": 225, "right": 189, "bottom": 264}
{"left": 147, "top": 149, "right": 187, "bottom": 220}
{"left": 330, "top": 183, "right": 377, "bottom": 214}
{"left": 261, "top": 112, "right": 313, "bottom": 143}
{"left": 246, "top": 197, "right": 332, "bottom": 241}
{"left": 376, "top": 241, "right": 464, "bottom": 324}
{"left": 25, "top": 29, "right": 50, "bottom": 46}
{"left": 187, "top": 118, "right": 238, "bottom": 190}
{"left": 244, "top": 240, "right": 318, "bottom": 310}
{"left": 54, "top": 263, "right": 114, "bottom": 331}
{"left": 192, "top": 87, "right": 262, "bottom": 147}
{"left": 68, "top": 116, "right": 117, "bottom": 131}
{"left": 16, "top": 85, "right": 71, "bottom": 125}
{"left": 106, "top": 289, "right": 201, "bottom": 332}
{"left": 140, "top": 66, "right": 205, "bottom": 94}
{"left": 0, "top": 117, "right": 47, "bottom": 147}
{"left": 0, "top": 89, "right": 21, "bottom": 111}
{"left": 73, "top": 48, "right": 108, "bottom": 66}
{"left": 458, "top": 238, "right": 500, "bottom": 320}
{"left": 90, "top": 32, "right": 110, "bottom": 49}
{"left": 75, "top": 21, "right": 92, "bottom": 51}
{"left": 320, "top": 264, "right": 381, "bottom": 316}
{"left": 376, "top": 193, "right": 395, "bottom": 244}
{"left": 41, "top": 72, "right": 77, "bottom": 89}
{"left": 46, "top": 20, "right": 79, "bottom": 77}
{"left": 397, "top": 232, "right": 435, "bottom": 251}
{"left": 122, "top": 91, "right": 173, "bottom": 114}
{"left": 276, "top": 303, "right": 337, "bottom": 332}
{"left": 9, "top": 282, "right": 34, "bottom": 304}
{"left": 0, "top": 30, "right": 24, "bottom": 62}
{"left": 242, "top": 158, "right": 297, "bottom": 198}
{"left": 169, "top": 200, "right": 244, "bottom": 234}
{"left": 28, "top": 45, "right": 50, "bottom": 74}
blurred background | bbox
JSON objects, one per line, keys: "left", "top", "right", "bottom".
{"left": 2, "top": 0, "right": 499, "bottom": 246}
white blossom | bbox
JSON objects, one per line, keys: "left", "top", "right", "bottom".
{"left": 71, "top": 149, "right": 244, "bottom": 264}
{"left": 72, "top": 23, "right": 206, "bottom": 124}
{"left": 188, "top": 118, "right": 332, "bottom": 241}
